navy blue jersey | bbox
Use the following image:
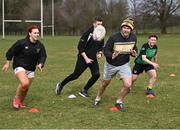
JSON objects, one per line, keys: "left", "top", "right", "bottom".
{"left": 104, "top": 32, "right": 137, "bottom": 66}
{"left": 6, "top": 38, "right": 47, "bottom": 71}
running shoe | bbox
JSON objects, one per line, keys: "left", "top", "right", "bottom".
{"left": 55, "top": 83, "right": 63, "bottom": 96}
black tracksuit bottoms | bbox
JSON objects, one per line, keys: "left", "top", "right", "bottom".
{"left": 61, "top": 55, "right": 100, "bottom": 91}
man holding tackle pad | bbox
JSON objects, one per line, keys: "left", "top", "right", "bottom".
{"left": 112, "top": 41, "right": 135, "bottom": 58}
{"left": 93, "top": 18, "right": 137, "bottom": 112}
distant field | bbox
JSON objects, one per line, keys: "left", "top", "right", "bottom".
{"left": 136, "top": 25, "right": 180, "bottom": 34}
{"left": 0, "top": 35, "right": 180, "bottom": 129}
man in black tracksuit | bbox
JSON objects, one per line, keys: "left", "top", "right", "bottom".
{"left": 55, "top": 16, "right": 104, "bottom": 98}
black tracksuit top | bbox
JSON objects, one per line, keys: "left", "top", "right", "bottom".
{"left": 104, "top": 32, "right": 137, "bottom": 66}
{"left": 6, "top": 38, "right": 47, "bottom": 71}
{"left": 77, "top": 26, "right": 104, "bottom": 60}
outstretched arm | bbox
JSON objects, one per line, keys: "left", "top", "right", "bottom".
{"left": 2, "top": 60, "right": 11, "bottom": 72}
{"left": 142, "top": 55, "right": 159, "bottom": 69}
{"left": 37, "top": 43, "right": 47, "bottom": 72}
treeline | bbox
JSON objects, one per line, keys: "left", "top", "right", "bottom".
{"left": 0, "top": 0, "right": 180, "bottom": 35}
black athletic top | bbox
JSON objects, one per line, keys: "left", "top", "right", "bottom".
{"left": 77, "top": 26, "right": 104, "bottom": 60}
{"left": 104, "top": 32, "right": 137, "bottom": 66}
{"left": 6, "top": 38, "right": 47, "bottom": 71}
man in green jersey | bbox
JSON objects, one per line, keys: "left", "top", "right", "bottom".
{"left": 132, "top": 35, "right": 160, "bottom": 98}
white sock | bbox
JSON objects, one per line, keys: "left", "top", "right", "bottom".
{"left": 116, "top": 99, "right": 123, "bottom": 104}
{"left": 95, "top": 97, "right": 101, "bottom": 101}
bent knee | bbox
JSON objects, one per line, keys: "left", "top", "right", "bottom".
{"left": 92, "top": 72, "right": 100, "bottom": 79}
{"left": 21, "top": 81, "right": 31, "bottom": 88}
{"left": 101, "top": 80, "right": 110, "bottom": 88}
{"left": 152, "top": 75, "right": 157, "bottom": 79}
{"left": 70, "top": 72, "right": 81, "bottom": 80}
{"left": 124, "top": 82, "right": 132, "bottom": 89}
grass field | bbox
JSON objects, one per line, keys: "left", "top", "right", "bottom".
{"left": 0, "top": 35, "right": 180, "bottom": 129}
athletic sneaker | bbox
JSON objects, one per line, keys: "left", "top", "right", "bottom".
{"left": 79, "top": 90, "right": 89, "bottom": 98}
{"left": 145, "top": 88, "right": 155, "bottom": 96}
{"left": 55, "top": 83, "right": 63, "bottom": 96}
{"left": 93, "top": 100, "right": 101, "bottom": 108}
{"left": 12, "top": 98, "right": 21, "bottom": 109}
{"left": 20, "top": 102, "right": 26, "bottom": 109}
{"left": 115, "top": 103, "right": 125, "bottom": 112}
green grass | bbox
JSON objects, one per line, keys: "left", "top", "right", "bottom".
{"left": 0, "top": 35, "right": 180, "bottom": 129}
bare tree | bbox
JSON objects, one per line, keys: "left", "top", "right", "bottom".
{"left": 55, "top": 0, "right": 104, "bottom": 35}
{"left": 129, "top": 0, "right": 139, "bottom": 33}
{"left": 139, "top": 0, "right": 180, "bottom": 34}
{"left": 103, "top": 0, "right": 128, "bottom": 32}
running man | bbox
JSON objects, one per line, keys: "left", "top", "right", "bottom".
{"left": 93, "top": 18, "right": 137, "bottom": 112}
{"left": 132, "top": 35, "right": 160, "bottom": 98}
{"left": 55, "top": 16, "right": 104, "bottom": 98}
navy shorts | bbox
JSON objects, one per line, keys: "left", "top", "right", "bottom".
{"left": 132, "top": 63, "right": 155, "bottom": 75}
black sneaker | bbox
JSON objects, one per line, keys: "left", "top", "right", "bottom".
{"left": 145, "top": 88, "right": 155, "bottom": 99}
{"left": 55, "top": 83, "right": 63, "bottom": 96}
{"left": 145, "top": 88, "right": 155, "bottom": 96}
{"left": 93, "top": 100, "right": 101, "bottom": 108}
{"left": 115, "top": 103, "right": 125, "bottom": 112}
{"left": 79, "top": 90, "right": 89, "bottom": 98}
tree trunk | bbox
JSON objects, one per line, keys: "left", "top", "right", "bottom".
{"left": 160, "top": 20, "right": 167, "bottom": 34}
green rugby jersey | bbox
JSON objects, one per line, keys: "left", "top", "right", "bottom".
{"left": 135, "top": 43, "right": 158, "bottom": 64}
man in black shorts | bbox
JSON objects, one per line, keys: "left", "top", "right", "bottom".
{"left": 132, "top": 35, "right": 160, "bottom": 98}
